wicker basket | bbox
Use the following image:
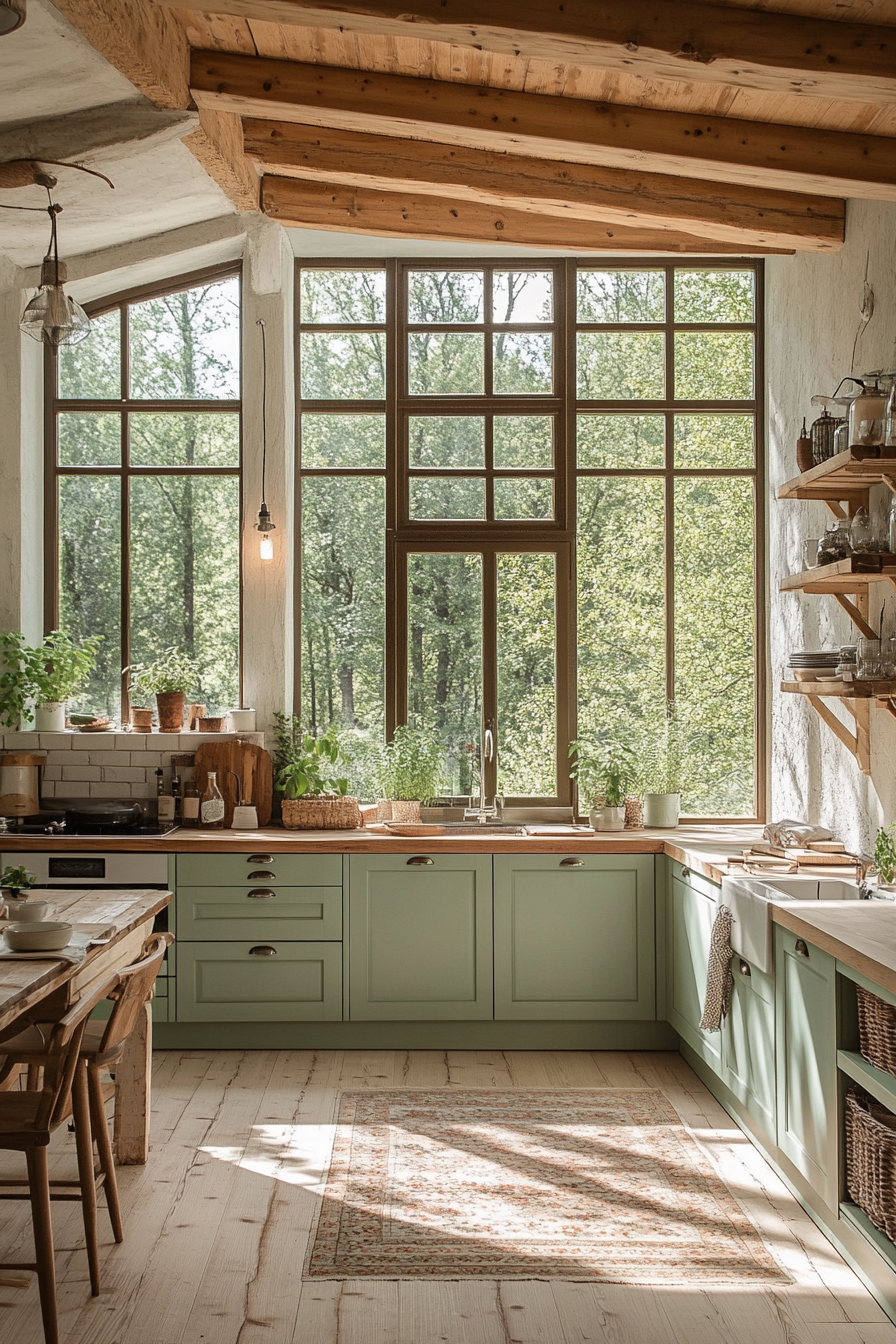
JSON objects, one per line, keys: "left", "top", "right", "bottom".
{"left": 281, "top": 796, "right": 363, "bottom": 830}
{"left": 845, "top": 1089, "right": 896, "bottom": 1240}
{"left": 624, "top": 796, "right": 645, "bottom": 830}
{"left": 856, "top": 985, "right": 896, "bottom": 1077}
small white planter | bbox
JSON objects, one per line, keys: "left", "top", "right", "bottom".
{"left": 33, "top": 701, "right": 66, "bottom": 732}
{"left": 644, "top": 792, "right": 681, "bottom": 828}
{"left": 591, "top": 804, "right": 626, "bottom": 832}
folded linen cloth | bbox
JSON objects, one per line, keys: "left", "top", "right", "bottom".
{"left": 764, "top": 819, "right": 833, "bottom": 848}
{"left": 700, "top": 905, "right": 734, "bottom": 1032}
{"left": 0, "top": 931, "right": 91, "bottom": 965}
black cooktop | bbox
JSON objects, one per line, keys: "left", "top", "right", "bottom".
{"left": 0, "top": 820, "right": 179, "bottom": 838}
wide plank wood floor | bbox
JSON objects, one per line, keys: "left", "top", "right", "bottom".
{"left": 1, "top": 1049, "right": 894, "bottom": 1343}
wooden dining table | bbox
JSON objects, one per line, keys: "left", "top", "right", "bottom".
{"left": 0, "top": 887, "right": 172, "bottom": 1164}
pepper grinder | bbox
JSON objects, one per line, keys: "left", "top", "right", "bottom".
{"left": 796, "top": 418, "right": 813, "bottom": 473}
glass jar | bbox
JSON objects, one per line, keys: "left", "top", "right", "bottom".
{"left": 849, "top": 506, "right": 875, "bottom": 553}
{"left": 816, "top": 521, "right": 852, "bottom": 565}
{"left": 810, "top": 410, "right": 841, "bottom": 465}
{"left": 200, "top": 770, "right": 225, "bottom": 828}
{"left": 857, "top": 638, "right": 883, "bottom": 680}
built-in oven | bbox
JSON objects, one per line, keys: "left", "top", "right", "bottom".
{"left": 2, "top": 851, "right": 173, "bottom": 975}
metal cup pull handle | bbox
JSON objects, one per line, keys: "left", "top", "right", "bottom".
{"left": 407, "top": 856, "right": 434, "bottom": 866}
{"left": 247, "top": 889, "right": 276, "bottom": 899}
{"left": 249, "top": 945, "right": 277, "bottom": 956}
{"left": 739, "top": 959, "right": 752, "bottom": 977}
{"left": 248, "top": 854, "right": 274, "bottom": 863}
{"left": 247, "top": 870, "right": 276, "bottom": 880}
{"left": 681, "top": 867, "right": 691, "bottom": 879}
{"left": 560, "top": 857, "right": 585, "bottom": 867}
{"left": 795, "top": 939, "right": 810, "bottom": 958}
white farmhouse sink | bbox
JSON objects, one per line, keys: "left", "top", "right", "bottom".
{"left": 718, "top": 874, "right": 867, "bottom": 974}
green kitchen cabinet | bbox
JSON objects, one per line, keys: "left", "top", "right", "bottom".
{"left": 176, "top": 885, "right": 342, "bottom": 942}
{"left": 493, "top": 854, "right": 656, "bottom": 1020}
{"left": 666, "top": 860, "right": 724, "bottom": 1074}
{"left": 176, "top": 940, "right": 343, "bottom": 1022}
{"left": 348, "top": 854, "right": 493, "bottom": 1020}
{"left": 724, "top": 951, "right": 776, "bottom": 1139}
{"left": 775, "top": 924, "right": 837, "bottom": 1211}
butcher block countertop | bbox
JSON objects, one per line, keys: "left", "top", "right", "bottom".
{"left": 0, "top": 822, "right": 764, "bottom": 877}
{"left": 772, "top": 901, "right": 896, "bottom": 998}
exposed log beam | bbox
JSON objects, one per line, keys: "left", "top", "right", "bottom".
{"left": 166, "top": 0, "right": 896, "bottom": 105}
{"left": 262, "top": 174, "right": 792, "bottom": 253}
{"left": 191, "top": 52, "right": 896, "bottom": 199}
{"left": 184, "top": 109, "right": 261, "bottom": 210}
{"left": 52, "top": 0, "right": 191, "bottom": 109}
{"left": 245, "top": 119, "right": 844, "bottom": 252}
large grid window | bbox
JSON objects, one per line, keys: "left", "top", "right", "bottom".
{"left": 300, "top": 258, "right": 763, "bottom": 818}
{"left": 47, "top": 266, "right": 242, "bottom": 720}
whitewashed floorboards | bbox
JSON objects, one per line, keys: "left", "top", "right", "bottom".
{"left": 0, "top": 1049, "right": 893, "bottom": 1344}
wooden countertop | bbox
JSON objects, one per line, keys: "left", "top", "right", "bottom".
{"left": 0, "top": 822, "right": 764, "bottom": 875}
{"left": 773, "top": 902, "right": 896, "bottom": 997}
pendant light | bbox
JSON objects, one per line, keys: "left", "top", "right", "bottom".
{"left": 0, "top": 0, "right": 25, "bottom": 35}
{"left": 254, "top": 318, "right": 276, "bottom": 561}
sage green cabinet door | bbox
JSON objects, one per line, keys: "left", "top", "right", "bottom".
{"left": 666, "top": 863, "right": 723, "bottom": 1073}
{"left": 724, "top": 953, "right": 776, "bottom": 1138}
{"left": 348, "top": 854, "right": 493, "bottom": 1020}
{"left": 177, "top": 941, "right": 342, "bottom": 1021}
{"left": 176, "top": 885, "right": 342, "bottom": 941}
{"left": 493, "top": 855, "right": 655, "bottom": 1020}
{"left": 775, "top": 926, "right": 837, "bottom": 1210}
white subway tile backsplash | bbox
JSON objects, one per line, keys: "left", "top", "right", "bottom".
{"left": 43, "top": 766, "right": 62, "bottom": 781}
{"left": 88, "top": 751, "right": 121, "bottom": 767}
{"left": 90, "top": 782, "right": 134, "bottom": 798}
{"left": 102, "top": 766, "right": 147, "bottom": 783}
{"left": 3, "top": 733, "right": 39, "bottom": 749}
{"left": 38, "top": 733, "right": 72, "bottom": 749}
{"left": 121, "top": 735, "right": 147, "bottom": 750}
{"left": 61, "top": 782, "right": 91, "bottom": 797}
{"left": 62, "top": 766, "right": 102, "bottom": 782}
{"left": 41, "top": 781, "right": 56, "bottom": 797}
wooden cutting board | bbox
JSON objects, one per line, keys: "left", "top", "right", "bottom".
{"left": 194, "top": 741, "right": 273, "bottom": 828}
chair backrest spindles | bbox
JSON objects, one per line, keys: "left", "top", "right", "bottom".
{"left": 96, "top": 933, "right": 174, "bottom": 1059}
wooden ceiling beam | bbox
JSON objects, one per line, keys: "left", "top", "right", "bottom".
{"left": 166, "top": 0, "right": 896, "bottom": 104}
{"left": 262, "top": 175, "right": 793, "bottom": 253}
{"left": 191, "top": 51, "right": 896, "bottom": 199}
{"left": 244, "top": 119, "right": 844, "bottom": 252}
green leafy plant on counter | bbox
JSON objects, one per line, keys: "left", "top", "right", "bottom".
{"left": 875, "top": 824, "right": 896, "bottom": 884}
{"left": 640, "top": 701, "right": 691, "bottom": 796}
{"left": 569, "top": 735, "right": 637, "bottom": 808}
{"left": 125, "top": 648, "right": 198, "bottom": 699}
{"left": 275, "top": 722, "right": 350, "bottom": 799}
{"left": 0, "top": 865, "right": 37, "bottom": 898}
{"left": 381, "top": 724, "right": 444, "bottom": 803}
{"left": 0, "top": 632, "right": 32, "bottom": 728}
{"left": 0, "top": 630, "right": 104, "bottom": 725}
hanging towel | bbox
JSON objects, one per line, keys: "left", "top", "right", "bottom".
{"left": 700, "top": 905, "right": 734, "bottom": 1032}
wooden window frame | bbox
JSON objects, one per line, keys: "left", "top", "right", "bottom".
{"left": 296, "top": 256, "right": 766, "bottom": 821}
{"left": 44, "top": 262, "right": 244, "bottom": 720}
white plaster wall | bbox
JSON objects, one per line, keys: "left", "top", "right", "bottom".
{"left": 766, "top": 200, "right": 896, "bottom": 853}
{"left": 0, "top": 256, "right": 43, "bottom": 641}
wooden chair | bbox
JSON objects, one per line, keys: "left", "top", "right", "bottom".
{"left": 0, "top": 932, "right": 174, "bottom": 1298}
{"left": 0, "top": 971, "right": 120, "bottom": 1344}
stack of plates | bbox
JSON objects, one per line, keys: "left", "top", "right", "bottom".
{"left": 788, "top": 651, "right": 841, "bottom": 682}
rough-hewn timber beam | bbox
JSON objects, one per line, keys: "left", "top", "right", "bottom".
{"left": 262, "top": 174, "right": 792, "bottom": 253}
{"left": 191, "top": 52, "right": 896, "bottom": 199}
{"left": 166, "top": 0, "right": 896, "bottom": 104}
{"left": 245, "top": 119, "right": 844, "bottom": 252}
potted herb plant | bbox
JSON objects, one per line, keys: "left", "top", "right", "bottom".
{"left": 380, "top": 724, "right": 444, "bottom": 823}
{"left": 30, "top": 631, "right": 104, "bottom": 731}
{"left": 569, "top": 736, "right": 636, "bottom": 831}
{"left": 275, "top": 722, "right": 362, "bottom": 829}
{"left": 126, "top": 649, "right": 198, "bottom": 733}
{"left": 875, "top": 823, "right": 896, "bottom": 887}
{"left": 0, "top": 864, "right": 49, "bottom": 921}
{"left": 641, "top": 704, "right": 689, "bottom": 829}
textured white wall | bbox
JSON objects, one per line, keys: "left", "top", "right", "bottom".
{"left": 766, "top": 200, "right": 896, "bottom": 853}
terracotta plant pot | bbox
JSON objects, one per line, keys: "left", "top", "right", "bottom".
{"left": 130, "top": 707, "right": 153, "bottom": 733}
{"left": 198, "top": 716, "right": 226, "bottom": 733}
{"left": 155, "top": 691, "right": 186, "bottom": 733}
{"left": 390, "top": 800, "right": 421, "bottom": 823}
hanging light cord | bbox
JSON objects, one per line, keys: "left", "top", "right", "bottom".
{"left": 257, "top": 317, "right": 268, "bottom": 507}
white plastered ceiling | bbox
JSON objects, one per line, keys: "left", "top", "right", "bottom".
{"left": 0, "top": 0, "right": 234, "bottom": 268}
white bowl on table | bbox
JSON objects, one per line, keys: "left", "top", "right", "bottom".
{"left": 2, "top": 897, "right": 50, "bottom": 922}
{"left": 4, "top": 921, "right": 73, "bottom": 952}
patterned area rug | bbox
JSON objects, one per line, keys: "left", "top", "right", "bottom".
{"left": 305, "top": 1088, "right": 789, "bottom": 1282}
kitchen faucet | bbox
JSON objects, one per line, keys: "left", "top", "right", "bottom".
{"left": 855, "top": 854, "right": 877, "bottom": 899}
{"left": 464, "top": 724, "right": 503, "bottom": 824}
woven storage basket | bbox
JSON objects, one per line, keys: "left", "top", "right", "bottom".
{"left": 845, "top": 1089, "right": 896, "bottom": 1240}
{"left": 281, "top": 796, "right": 363, "bottom": 830}
{"left": 856, "top": 985, "right": 896, "bottom": 1077}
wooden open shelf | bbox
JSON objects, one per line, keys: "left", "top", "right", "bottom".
{"left": 778, "top": 446, "right": 896, "bottom": 511}
{"left": 781, "top": 680, "right": 896, "bottom": 700}
{"left": 781, "top": 555, "right": 896, "bottom": 595}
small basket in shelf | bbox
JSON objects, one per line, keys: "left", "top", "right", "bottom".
{"left": 845, "top": 1089, "right": 896, "bottom": 1241}
{"left": 856, "top": 985, "right": 896, "bottom": 1078}
{"left": 281, "top": 796, "right": 363, "bottom": 830}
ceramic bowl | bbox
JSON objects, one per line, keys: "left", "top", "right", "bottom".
{"left": 4, "top": 921, "right": 73, "bottom": 952}
{"left": 2, "top": 897, "right": 50, "bottom": 922}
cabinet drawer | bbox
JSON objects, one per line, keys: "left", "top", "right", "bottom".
{"left": 668, "top": 858, "right": 720, "bottom": 904}
{"left": 176, "top": 941, "right": 342, "bottom": 1021}
{"left": 176, "top": 885, "right": 342, "bottom": 941}
{"left": 176, "top": 853, "right": 342, "bottom": 888}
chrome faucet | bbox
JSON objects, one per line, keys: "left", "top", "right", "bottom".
{"left": 464, "top": 724, "right": 501, "bottom": 824}
{"left": 855, "top": 854, "right": 876, "bottom": 899}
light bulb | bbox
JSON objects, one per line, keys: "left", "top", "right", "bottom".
{"left": 260, "top": 534, "right": 274, "bottom": 561}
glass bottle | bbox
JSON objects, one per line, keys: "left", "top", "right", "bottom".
{"left": 200, "top": 770, "right": 225, "bottom": 828}
{"left": 885, "top": 380, "right": 896, "bottom": 450}
{"left": 182, "top": 781, "right": 200, "bottom": 828}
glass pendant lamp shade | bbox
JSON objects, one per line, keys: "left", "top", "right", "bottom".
{"left": 20, "top": 257, "right": 91, "bottom": 347}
